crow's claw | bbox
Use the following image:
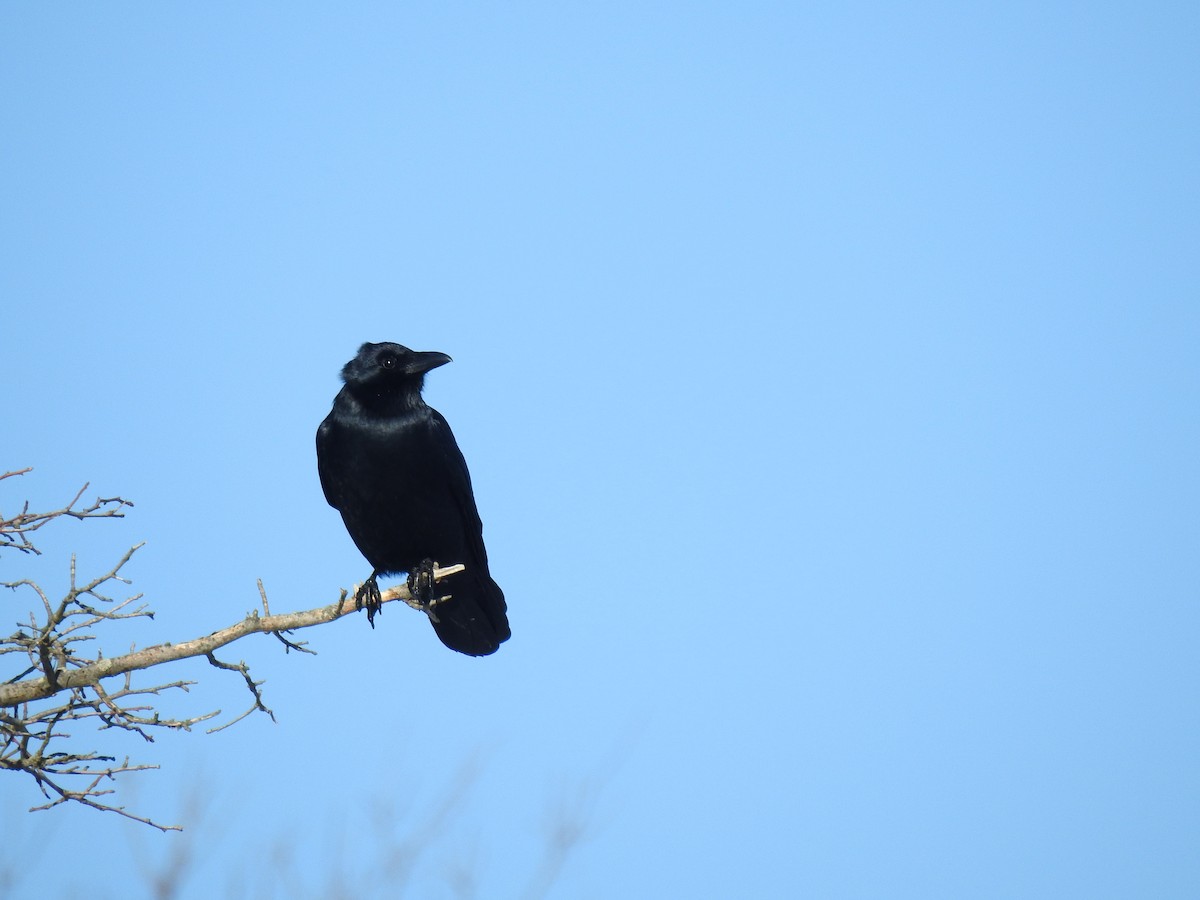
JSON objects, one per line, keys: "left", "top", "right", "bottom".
{"left": 407, "top": 559, "right": 440, "bottom": 623}
{"left": 355, "top": 572, "right": 383, "bottom": 628}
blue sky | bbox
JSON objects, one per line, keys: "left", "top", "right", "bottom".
{"left": 3, "top": 3, "right": 1198, "bottom": 897}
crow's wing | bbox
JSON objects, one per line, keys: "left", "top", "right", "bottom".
{"left": 315, "top": 412, "right": 345, "bottom": 512}
{"left": 428, "top": 409, "right": 490, "bottom": 569}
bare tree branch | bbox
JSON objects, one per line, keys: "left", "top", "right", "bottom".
{"left": 1, "top": 564, "right": 465, "bottom": 708}
{"left": 0, "top": 468, "right": 134, "bottom": 555}
{"left": 1, "top": 467, "right": 465, "bottom": 830}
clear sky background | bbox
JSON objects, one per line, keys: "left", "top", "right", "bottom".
{"left": 3, "top": 3, "right": 1198, "bottom": 898}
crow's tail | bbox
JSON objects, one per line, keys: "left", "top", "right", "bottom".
{"left": 430, "top": 570, "right": 510, "bottom": 656}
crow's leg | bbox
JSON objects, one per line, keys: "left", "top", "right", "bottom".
{"left": 355, "top": 570, "right": 384, "bottom": 628}
{"left": 407, "top": 558, "right": 441, "bottom": 624}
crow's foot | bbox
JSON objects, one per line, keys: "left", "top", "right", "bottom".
{"left": 407, "top": 559, "right": 441, "bottom": 624}
{"left": 355, "top": 571, "right": 383, "bottom": 628}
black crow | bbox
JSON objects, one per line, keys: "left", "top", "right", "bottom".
{"left": 316, "top": 341, "right": 510, "bottom": 656}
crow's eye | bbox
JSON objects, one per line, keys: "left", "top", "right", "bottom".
{"left": 381, "top": 356, "right": 397, "bottom": 369}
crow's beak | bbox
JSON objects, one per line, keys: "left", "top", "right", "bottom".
{"left": 405, "top": 351, "right": 453, "bottom": 375}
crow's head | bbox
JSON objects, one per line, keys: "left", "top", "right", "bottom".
{"left": 340, "top": 342, "right": 452, "bottom": 404}
{"left": 343, "top": 341, "right": 450, "bottom": 382}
